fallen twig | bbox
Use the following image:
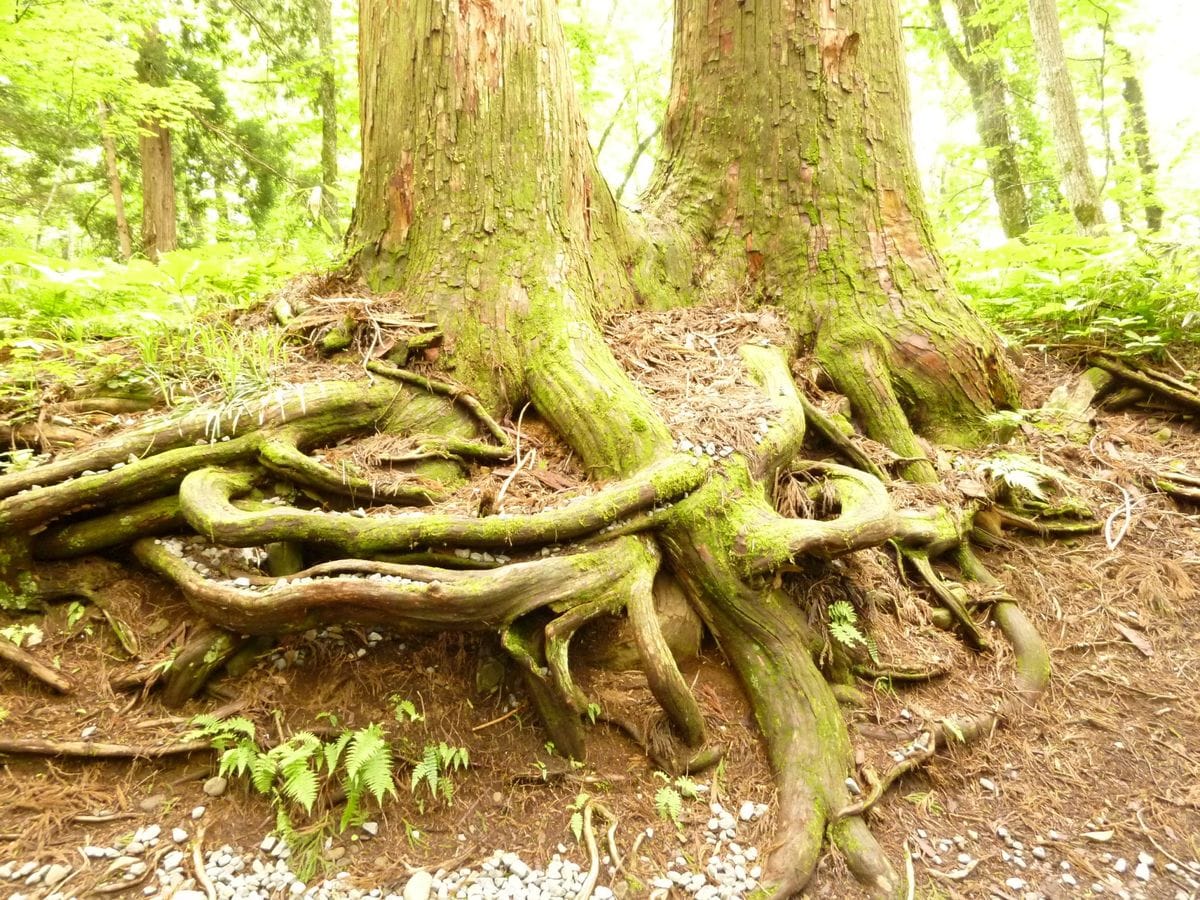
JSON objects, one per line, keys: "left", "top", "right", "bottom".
{"left": 193, "top": 824, "right": 217, "bottom": 900}
{"left": 0, "top": 637, "right": 75, "bottom": 693}
{"left": 0, "top": 737, "right": 211, "bottom": 758}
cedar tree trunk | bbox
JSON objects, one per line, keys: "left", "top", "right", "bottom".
{"left": 929, "top": 0, "right": 1031, "bottom": 238}
{"left": 1116, "top": 46, "right": 1163, "bottom": 232}
{"left": 136, "top": 28, "right": 178, "bottom": 261}
{"left": 1026, "top": 0, "right": 1104, "bottom": 231}
{"left": 314, "top": 0, "right": 339, "bottom": 231}
{"left": 639, "top": 0, "right": 1019, "bottom": 477}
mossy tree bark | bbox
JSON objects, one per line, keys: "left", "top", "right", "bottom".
{"left": 312, "top": 0, "right": 338, "bottom": 232}
{"left": 640, "top": 0, "right": 1019, "bottom": 477}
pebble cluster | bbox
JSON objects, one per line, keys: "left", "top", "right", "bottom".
{"left": 0, "top": 794, "right": 773, "bottom": 900}
{"left": 911, "top": 809, "right": 1200, "bottom": 899}
{"left": 647, "top": 799, "right": 768, "bottom": 897}
{"left": 5, "top": 795, "right": 1200, "bottom": 899}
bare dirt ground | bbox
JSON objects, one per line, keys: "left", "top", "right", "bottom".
{"left": 0, "top": 305, "right": 1198, "bottom": 899}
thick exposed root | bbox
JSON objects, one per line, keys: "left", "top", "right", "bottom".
{"left": 1090, "top": 353, "right": 1200, "bottom": 415}
{"left": 177, "top": 456, "right": 706, "bottom": 553}
{"left": 133, "top": 535, "right": 650, "bottom": 634}
{"left": 737, "top": 462, "right": 897, "bottom": 577}
{"left": 0, "top": 314, "right": 1061, "bottom": 900}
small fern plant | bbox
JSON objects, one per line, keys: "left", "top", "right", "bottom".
{"left": 827, "top": 600, "right": 879, "bottom": 664}
{"left": 652, "top": 772, "right": 702, "bottom": 827}
{"left": 410, "top": 742, "right": 470, "bottom": 809}
{"left": 186, "top": 716, "right": 397, "bottom": 832}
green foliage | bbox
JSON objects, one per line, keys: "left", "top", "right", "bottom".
{"left": 389, "top": 695, "right": 423, "bottom": 724}
{"left": 0, "top": 242, "right": 323, "bottom": 414}
{"left": 976, "top": 452, "right": 1070, "bottom": 502}
{"left": 654, "top": 784, "right": 683, "bottom": 825}
{"left": 954, "top": 228, "right": 1200, "bottom": 354}
{"left": 651, "top": 771, "right": 703, "bottom": 826}
{"left": 186, "top": 714, "right": 397, "bottom": 850}
{"left": 567, "top": 792, "right": 589, "bottom": 843}
{"left": 410, "top": 742, "right": 470, "bottom": 808}
{"left": 827, "top": 601, "right": 879, "bottom": 664}
{"left": 0, "top": 623, "right": 44, "bottom": 648}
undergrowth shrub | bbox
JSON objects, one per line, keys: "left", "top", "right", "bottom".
{"left": 950, "top": 222, "right": 1200, "bottom": 356}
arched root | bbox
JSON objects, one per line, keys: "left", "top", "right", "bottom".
{"left": 817, "top": 345, "right": 937, "bottom": 484}
{"left": 178, "top": 454, "right": 707, "bottom": 553}
{"left": 0, "top": 381, "right": 400, "bottom": 502}
{"left": 133, "top": 535, "right": 649, "bottom": 634}
{"left": 626, "top": 559, "right": 707, "bottom": 749}
{"left": 35, "top": 496, "right": 185, "bottom": 559}
{"left": 738, "top": 462, "right": 897, "bottom": 576}
{"left": 501, "top": 620, "right": 586, "bottom": 761}
{"left": 545, "top": 596, "right": 628, "bottom": 713}
{"left": 901, "top": 550, "right": 989, "bottom": 651}
{"left": 258, "top": 437, "right": 444, "bottom": 505}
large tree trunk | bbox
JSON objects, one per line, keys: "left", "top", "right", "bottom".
{"left": 136, "top": 28, "right": 178, "bottom": 261}
{"left": 97, "top": 101, "right": 133, "bottom": 261}
{"left": 641, "top": 0, "right": 1019, "bottom": 476}
{"left": 313, "top": 0, "right": 338, "bottom": 232}
{"left": 929, "top": 0, "right": 1031, "bottom": 238}
{"left": 1026, "top": 0, "right": 1104, "bottom": 231}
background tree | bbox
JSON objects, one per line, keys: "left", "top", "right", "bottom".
{"left": 927, "top": 0, "right": 1031, "bottom": 237}
{"left": 136, "top": 26, "right": 179, "bottom": 260}
{"left": 1026, "top": 0, "right": 1105, "bottom": 230}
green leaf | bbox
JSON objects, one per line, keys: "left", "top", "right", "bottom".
{"left": 282, "top": 766, "right": 320, "bottom": 813}
{"left": 654, "top": 786, "right": 683, "bottom": 825}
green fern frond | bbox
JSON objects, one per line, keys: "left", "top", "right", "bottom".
{"left": 324, "top": 730, "right": 353, "bottom": 774}
{"left": 281, "top": 765, "right": 320, "bottom": 813}
{"left": 345, "top": 725, "right": 386, "bottom": 783}
{"left": 654, "top": 786, "right": 682, "bottom": 825}
{"left": 355, "top": 743, "right": 396, "bottom": 804}
{"left": 251, "top": 754, "right": 278, "bottom": 794}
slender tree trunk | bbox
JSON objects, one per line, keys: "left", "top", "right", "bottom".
{"left": 929, "top": 0, "right": 1031, "bottom": 237}
{"left": 1116, "top": 46, "right": 1163, "bottom": 232}
{"left": 1026, "top": 0, "right": 1104, "bottom": 230}
{"left": 97, "top": 101, "right": 133, "bottom": 261}
{"left": 642, "top": 0, "right": 1018, "bottom": 472}
{"left": 313, "top": 0, "right": 338, "bottom": 232}
{"left": 136, "top": 28, "right": 178, "bottom": 261}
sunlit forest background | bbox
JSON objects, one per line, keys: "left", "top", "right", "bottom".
{"left": 1, "top": 0, "right": 1197, "bottom": 378}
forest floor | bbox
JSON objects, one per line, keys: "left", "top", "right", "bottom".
{"left": 0, "top": 298, "right": 1198, "bottom": 900}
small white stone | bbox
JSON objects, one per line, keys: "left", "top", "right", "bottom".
{"left": 191, "top": 806, "right": 206, "bottom": 819}
{"left": 738, "top": 801, "right": 755, "bottom": 821}
{"left": 362, "top": 821, "right": 379, "bottom": 836}
{"left": 1134, "top": 861, "right": 1151, "bottom": 881}
{"left": 172, "top": 828, "right": 188, "bottom": 843}
{"left": 1114, "top": 858, "right": 1128, "bottom": 873}
{"left": 979, "top": 777, "right": 997, "bottom": 792}
{"left": 1005, "top": 876, "right": 1026, "bottom": 890}
{"left": 81, "top": 725, "right": 97, "bottom": 739}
